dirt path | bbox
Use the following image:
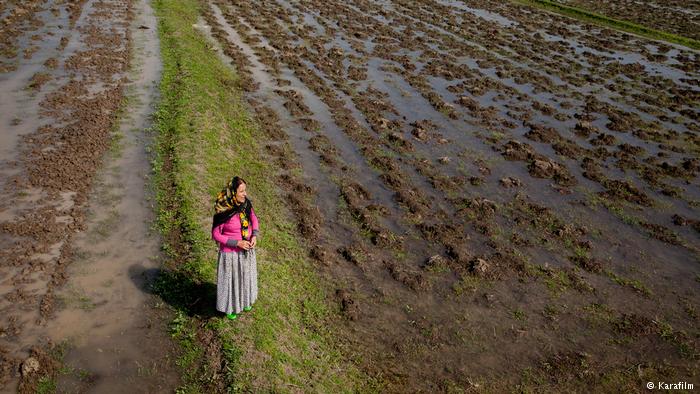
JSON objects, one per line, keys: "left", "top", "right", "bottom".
{"left": 0, "top": 0, "right": 179, "bottom": 391}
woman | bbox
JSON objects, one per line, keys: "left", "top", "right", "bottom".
{"left": 211, "top": 176, "right": 259, "bottom": 320}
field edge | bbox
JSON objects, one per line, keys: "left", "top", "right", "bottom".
{"left": 150, "top": 0, "right": 380, "bottom": 391}
{"left": 513, "top": 0, "right": 700, "bottom": 50}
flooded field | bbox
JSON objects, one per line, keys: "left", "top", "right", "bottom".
{"left": 1, "top": 0, "right": 698, "bottom": 391}
{"left": 201, "top": 0, "right": 699, "bottom": 390}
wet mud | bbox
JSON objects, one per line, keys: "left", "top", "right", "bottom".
{"left": 206, "top": 0, "right": 698, "bottom": 390}
{"left": 0, "top": 0, "right": 178, "bottom": 391}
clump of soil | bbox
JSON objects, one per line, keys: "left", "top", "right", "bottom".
{"left": 569, "top": 255, "right": 603, "bottom": 273}
{"left": 337, "top": 244, "right": 372, "bottom": 272}
{"left": 297, "top": 117, "right": 321, "bottom": 132}
{"left": 525, "top": 123, "right": 560, "bottom": 143}
{"left": 280, "top": 181, "right": 323, "bottom": 241}
{"left": 590, "top": 133, "right": 616, "bottom": 146}
{"left": 574, "top": 120, "right": 598, "bottom": 137}
{"left": 528, "top": 158, "right": 576, "bottom": 185}
{"left": 276, "top": 89, "right": 313, "bottom": 117}
{"left": 640, "top": 222, "right": 683, "bottom": 245}
{"left": 410, "top": 120, "right": 434, "bottom": 141}
{"left": 672, "top": 214, "right": 700, "bottom": 233}
{"left": 336, "top": 289, "right": 360, "bottom": 320}
{"left": 251, "top": 103, "right": 287, "bottom": 140}
{"left": 347, "top": 65, "right": 367, "bottom": 81}
{"left": 600, "top": 179, "right": 653, "bottom": 206}
{"left": 500, "top": 140, "right": 576, "bottom": 185}
{"left": 26, "top": 72, "right": 51, "bottom": 90}
{"left": 17, "top": 344, "right": 61, "bottom": 394}
{"left": 384, "top": 260, "right": 430, "bottom": 291}
{"left": 499, "top": 176, "right": 522, "bottom": 188}
{"left": 422, "top": 254, "right": 449, "bottom": 272}
{"left": 536, "top": 352, "right": 591, "bottom": 385}
{"left": 613, "top": 313, "right": 656, "bottom": 336}
{"left": 309, "top": 134, "right": 340, "bottom": 165}
{"left": 43, "top": 57, "right": 58, "bottom": 69}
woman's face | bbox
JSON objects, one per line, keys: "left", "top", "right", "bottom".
{"left": 235, "top": 182, "right": 247, "bottom": 203}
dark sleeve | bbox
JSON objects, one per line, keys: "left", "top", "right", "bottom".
{"left": 251, "top": 207, "right": 260, "bottom": 237}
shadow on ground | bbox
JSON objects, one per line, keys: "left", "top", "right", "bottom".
{"left": 129, "top": 264, "right": 219, "bottom": 319}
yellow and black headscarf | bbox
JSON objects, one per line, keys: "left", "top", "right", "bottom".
{"left": 212, "top": 176, "right": 253, "bottom": 238}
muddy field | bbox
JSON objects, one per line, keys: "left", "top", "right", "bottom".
{"left": 200, "top": 0, "right": 699, "bottom": 390}
{"left": 0, "top": 0, "right": 178, "bottom": 391}
{"left": 1, "top": 0, "right": 698, "bottom": 391}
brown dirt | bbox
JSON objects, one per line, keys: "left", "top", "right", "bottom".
{"left": 201, "top": 0, "right": 700, "bottom": 390}
{"left": 1, "top": 0, "right": 179, "bottom": 390}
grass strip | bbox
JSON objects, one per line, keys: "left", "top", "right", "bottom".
{"left": 151, "top": 0, "right": 376, "bottom": 391}
{"left": 514, "top": 0, "right": 700, "bottom": 50}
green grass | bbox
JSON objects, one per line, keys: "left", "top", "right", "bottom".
{"left": 58, "top": 286, "right": 96, "bottom": 311}
{"left": 151, "top": 0, "right": 376, "bottom": 391}
{"left": 452, "top": 273, "right": 488, "bottom": 295}
{"left": 512, "top": 308, "right": 527, "bottom": 321}
{"left": 514, "top": 0, "right": 700, "bottom": 50}
{"left": 542, "top": 304, "right": 560, "bottom": 321}
{"left": 585, "top": 191, "right": 641, "bottom": 227}
{"left": 525, "top": 263, "right": 576, "bottom": 296}
{"left": 36, "top": 376, "right": 56, "bottom": 394}
{"left": 605, "top": 270, "right": 651, "bottom": 296}
{"left": 582, "top": 303, "right": 615, "bottom": 326}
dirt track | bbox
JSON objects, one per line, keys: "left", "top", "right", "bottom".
{"left": 0, "top": 0, "right": 178, "bottom": 391}
{"left": 201, "top": 0, "right": 699, "bottom": 390}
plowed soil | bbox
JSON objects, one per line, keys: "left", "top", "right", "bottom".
{"left": 201, "top": 0, "right": 699, "bottom": 390}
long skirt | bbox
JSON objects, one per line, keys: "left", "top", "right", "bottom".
{"left": 216, "top": 249, "right": 258, "bottom": 315}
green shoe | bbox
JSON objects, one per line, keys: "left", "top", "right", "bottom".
{"left": 243, "top": 306, "right": 252, "bottom": 312}
{"left": 226, "top": 313, "right": 238, "bottom": 320}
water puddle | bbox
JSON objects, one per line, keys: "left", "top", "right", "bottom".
{"left": 0, "top": 0, "right": 178, "bottom": 390}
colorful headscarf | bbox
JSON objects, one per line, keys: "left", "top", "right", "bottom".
{"left": 214, "top": 176, "right": 243, "bottom": 214}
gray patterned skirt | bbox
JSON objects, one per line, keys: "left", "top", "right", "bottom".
{"left": 216, "top": 249, "right": 258, "bottom": 315}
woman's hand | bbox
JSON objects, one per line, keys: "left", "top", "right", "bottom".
{"left": 250, "top": 236, "right": 257, "bottom": 248}
{"left": 238, "top": 240, "right": 252, "bottom": 250}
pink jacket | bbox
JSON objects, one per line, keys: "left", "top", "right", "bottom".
{"left": 212, "top": 208, "right": 259, "bottom": 252}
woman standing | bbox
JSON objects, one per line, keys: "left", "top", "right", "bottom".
{"left": 211, "top": 176, "right": 259, "bottom": 320}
